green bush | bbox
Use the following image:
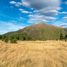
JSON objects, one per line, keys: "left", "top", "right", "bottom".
{"left": 0, "top": 35, "right": 2, "bottom": 40}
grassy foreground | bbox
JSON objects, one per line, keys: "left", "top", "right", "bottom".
{"left": 0, "top": 40, "right": 67, "bottom": 67}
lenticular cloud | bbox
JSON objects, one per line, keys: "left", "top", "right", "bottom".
{"left": 22, "top": 0, "right": 61, "bottom": 21}
{"left": 23, "top": 0, "right": 60, "bottom": 16}
{"left": 24, "top": 0, "right": 60, "bottom": 9}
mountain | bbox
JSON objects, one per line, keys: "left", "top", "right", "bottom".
{"left": 0, "top": 23, "right": 67, "bottom": 43}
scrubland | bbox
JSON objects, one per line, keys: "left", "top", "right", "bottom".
{"left": 0, "top": 40, "right": 67, "bottom": 67}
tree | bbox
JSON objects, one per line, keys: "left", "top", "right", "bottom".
{"left": 10, "top": 36, "right": 17, "bottom": 43}
{"left": 60, "top": 33, "right": 64, "bottom": 40}
{"left": 0, "top": 35, "right": 2, "bottom": 40}
{"left": 65, "top": 35, "right": 67, "bottom": 41}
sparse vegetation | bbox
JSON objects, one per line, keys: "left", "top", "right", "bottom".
{"left": 0, "top": 23, "right": 67, "bottom": 43}
{"left": 0, "top": 40, "right": 67, "bottom": 67}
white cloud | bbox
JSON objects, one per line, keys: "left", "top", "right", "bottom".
{"left": 10, "top": 0, "right": 61, "bottom": 24}
{"left": 15, "top": 2, "right": 22, "bottom": 7}
{"left": 22, "top": 1, "right": 30, "bottom": 7}
{"left": 53, "top": 16, "right": 67, "bottom": 28}
{"left": 56, "top": 23, "right": 67, "bottom": 28}
{"left": 10, "top": 1, "right": 22, "bottom": 7}
{"left": 28, "top": 14, "right": 56, "bottom": 24}
{"left": 22, "top": 0, "right": 60, "bottom": 22}
{"left": 58, "top": 12, "right": 67, "bottom": 15}
{"left": 19, "top": 8, "right": 31, "bottom": 14}
{"left": 64, "top": 1, "right": 67, "bottom": 4}
{"left": 28, "top": 15, "right": 48, "bottom": 23}
{"left": 62, "top": 12, "right": 67, "bottom": 14}
{"left": 38, "top": 9, "right": 59, "bottom": 16}
{"left": 24, "top": 0, "right": 60, "bottom": 12}
{"left": 10, "top": 0, "right": 61, "bottom": 16}
{"left": 59, "top": 23, "right": 67, "bottom": 28}
{"left": 57, "top": 7, "right": 62, "bottom": 10}
{"left": 63, "top": 16, "right": 67, "bottom": 19}
{"left": 9, "top": 1, "right": 16, "bottom": 4}
{"left": 24, "top": 0, "right": 60, "bottom": 9}
{"left": 0, "top": 21, "right": 25, "bottom": 34}
{"left": 45, "top": 16, "right": 56, "bottom": 21}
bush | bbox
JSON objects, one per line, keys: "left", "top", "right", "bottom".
{"left": 4, "top": 38, "right": 9, "bottom": 43}
{"left": 0, "top": 35, "right": 2, "bottom": 40}
{"left": 11, "top": 39, "right": 17, "bottom": 43}
{"left": 10, "top": 36, "right": 17, "bottom": 43}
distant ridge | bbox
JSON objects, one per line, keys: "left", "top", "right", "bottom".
{"left": 0, "top": 23, "right": 67, "bottom": 43}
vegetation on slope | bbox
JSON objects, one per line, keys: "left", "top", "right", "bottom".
{"left": 0, "top": 23, "right": 67, "bottom": 43}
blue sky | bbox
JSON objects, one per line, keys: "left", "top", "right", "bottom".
{"left": 0, "top": 0, "right": 67, "bottom": 34}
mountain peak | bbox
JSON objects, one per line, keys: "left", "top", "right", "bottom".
{"left": 0, "top": 22, "right": 66, "bottom": 43}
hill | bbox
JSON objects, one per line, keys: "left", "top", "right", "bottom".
{"left": 0, "top": 23, "right": 67, "bottom": 43}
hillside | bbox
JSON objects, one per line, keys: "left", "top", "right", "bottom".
{"left": 0, "top": 23, "right": 67, "bottom": 43}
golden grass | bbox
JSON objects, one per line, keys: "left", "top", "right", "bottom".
{"left": 0, "top": 40, "right": 67, "bottom": 67}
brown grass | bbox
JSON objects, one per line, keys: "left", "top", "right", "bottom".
{"left": 0, "top": 40, "right": 67, "bottom": 67}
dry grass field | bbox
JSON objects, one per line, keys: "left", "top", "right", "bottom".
{"left": 0, "top": 40, "right": 67, "bottom": 67}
